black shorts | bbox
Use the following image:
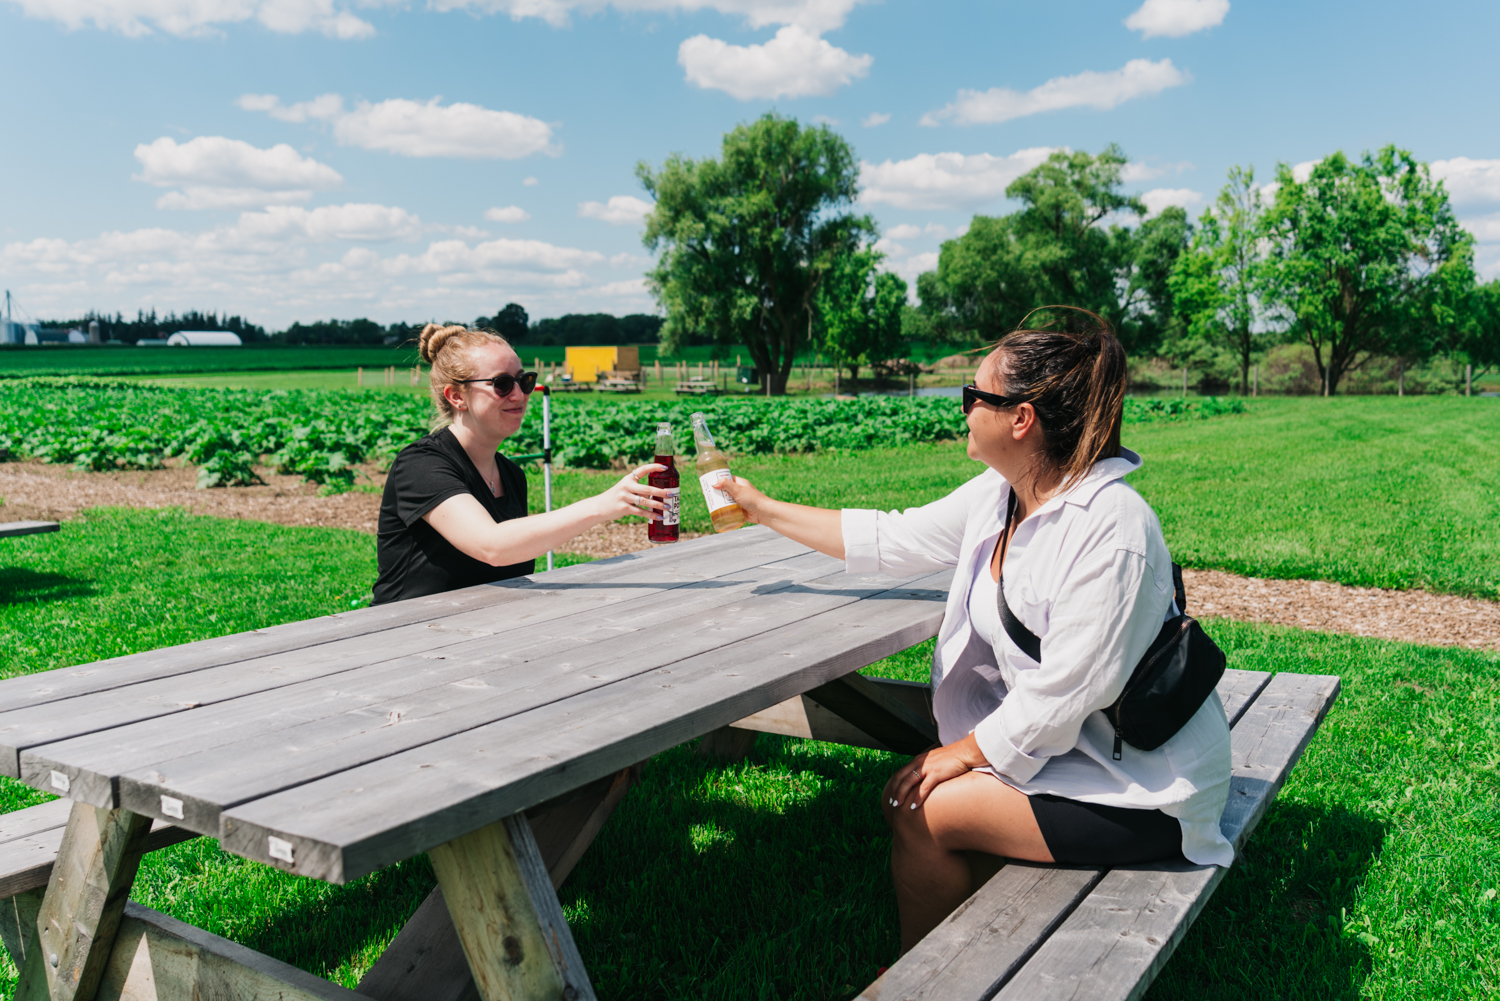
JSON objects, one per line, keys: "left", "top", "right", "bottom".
{"left": 1027, "top": 793, "right": 1184, "bottom": 867}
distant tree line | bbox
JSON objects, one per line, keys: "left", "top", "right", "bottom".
{"left": 474, "top": 305, "right": 670, "bottom": 346}
{"left": 41, "top": 310, "right": 270, "bottom": 344}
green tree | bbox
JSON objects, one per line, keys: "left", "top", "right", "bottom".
{"left": 492, "top": 303, "right": 529, "bottom": 343}
{"left": 637, "top": 113, "right": 872, "bottom": 395}
{"left": 1258, "top": 147, "right": 1476, "bottom": 394}
{"left": 914, "top": 145, "right": 1151, "bottom": 347}
{"left": 816, "top": 249, "right": 908, "bottom": 381}
{"left": 1121, "top": 205, "right": 1192, "bottom": 357}
{"left": 1169, "top": 166, "right": 1264, "bottom": 393}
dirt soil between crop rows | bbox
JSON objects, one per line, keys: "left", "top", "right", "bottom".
{"left": 3, "top": 460, "right": 1496, "bottom": 651}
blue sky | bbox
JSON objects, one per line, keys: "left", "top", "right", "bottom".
{"left": 2, "top": 0, "right": 1497, "bottom": 329}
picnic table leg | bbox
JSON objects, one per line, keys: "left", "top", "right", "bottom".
{"left": 14, "top": 802, "right": 153, "bottom": 1001}
{"left": 359, "top": 768, "right": 634, "bottom": 1001}
{"left": 429, "top": 814, "right": 596, "bottom": 1001}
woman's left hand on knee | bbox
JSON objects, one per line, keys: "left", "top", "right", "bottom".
{"left": 890, "top": 733, "right": 990, "bottom": 811}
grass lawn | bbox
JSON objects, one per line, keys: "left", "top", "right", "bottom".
{"left": 535, "top": 394, "right": 1500, "bottom": 598}
{"left": 0, "top": 511, "right": 1494, "bottom": 998}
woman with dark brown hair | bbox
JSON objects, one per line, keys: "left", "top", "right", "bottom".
{"left": 373, "top": 324, "right": 668, "bottom": 605}
{"left": 720, "top": 310, "right": 1232, "bottom": 951}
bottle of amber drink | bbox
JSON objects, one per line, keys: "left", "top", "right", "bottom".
{"left": 690, "top": 412, "right": 746, "bottom": 533}
{"left": 647, "top": 422, "right": 680, "bottom": 544}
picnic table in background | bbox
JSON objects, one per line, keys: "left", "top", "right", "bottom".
{"left": 0, "top": 526, "right": 1337, "bottom": 1001}
{"left": 596, "top": 371, "right": 641, "bottom": 394}
{"left": 674, "top": 378, "right": 723, "bottom": 396}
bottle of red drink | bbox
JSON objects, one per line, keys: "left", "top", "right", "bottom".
{"left": 647, "top": 421, "right": 680, "bottom": 543}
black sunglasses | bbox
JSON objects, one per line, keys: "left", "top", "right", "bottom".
{"left": 456, "top": 371, "right": 538, "bottom": 396}
{"left": 962, "top": 384, "right": 1028, "bottom": 415}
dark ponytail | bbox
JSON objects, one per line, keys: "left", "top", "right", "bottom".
{"left": 992, "top": 307, "right": 1127, "bottom": 490}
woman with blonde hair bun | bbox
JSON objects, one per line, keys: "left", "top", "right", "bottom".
{"left": 373, "top": 323, "right": 668, "bottom": 605}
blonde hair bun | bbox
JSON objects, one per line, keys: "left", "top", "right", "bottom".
{"left": 419, "top": 323, "right": 469, "bottom": 365}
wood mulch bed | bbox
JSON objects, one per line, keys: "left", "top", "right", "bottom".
{"left": 2, "top": 461, "right": 1494, "bottom": 651}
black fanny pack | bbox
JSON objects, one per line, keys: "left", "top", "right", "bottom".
{"left": 994, "top": 490, "right": 1226, "bottom": 759}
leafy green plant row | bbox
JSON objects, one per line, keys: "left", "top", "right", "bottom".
{"left": 0, "top": 379, "right": 1245, "bottom": 487}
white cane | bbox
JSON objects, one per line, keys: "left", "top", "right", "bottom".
{"left": 541, "top": 385, "right": 554, "bottom": 572}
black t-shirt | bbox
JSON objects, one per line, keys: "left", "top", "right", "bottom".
{"left": 373, "top": 427, "right": 534, "bottom": 605}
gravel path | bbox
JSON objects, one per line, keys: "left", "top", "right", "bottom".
{"left": 2, "top": 461, "right": 1494, "bottom": 651}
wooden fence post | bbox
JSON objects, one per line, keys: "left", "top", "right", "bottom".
{"left": 1467, "top": 364, "right": 1473, "bottom": 397}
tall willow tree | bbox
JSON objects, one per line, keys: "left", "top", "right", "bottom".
{"left": 637, "top": 114, "right": 872, "bottom": 394}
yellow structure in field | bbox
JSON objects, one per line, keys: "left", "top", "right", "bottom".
{"left": 564, "top": 346, "right": 640, "bottom": 383}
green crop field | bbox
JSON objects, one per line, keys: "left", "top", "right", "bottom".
{"left": 1, "top": 394, "right": 1497, "bottom": 998}
{"left": 0, "top": 343, "right": 768, "bottom": 381}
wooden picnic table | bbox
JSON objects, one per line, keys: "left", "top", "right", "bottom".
{"left": 0, "top": 527, "right": 948, "bottom": 1000}
{"left": 673, "top": 378, "right": 722, "bottom": 396}
{"left": 0, "top": 525, "right": 1337, "bottom": 1001}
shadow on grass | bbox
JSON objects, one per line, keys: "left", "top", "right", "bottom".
{"left": 1147, "top": 799, "right": 1385, "bottom": 1000}
{"left": 0, "top": 568, "right": 96, "bottom": 605}
{"left": 563, "top": 734, "right": 905, "bottom": 1001}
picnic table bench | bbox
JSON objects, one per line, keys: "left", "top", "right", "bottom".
{"left": 596, "top": 374, "right": 641, "bottom": 393}
{"left": 0, "top": 527, "right": 1337, "bottom": 1001}
{"left": 673, "top": 378, "right": 723, "bottom": 396}
{"left": 0, "top": 522, "right": 59, "bottom": 540}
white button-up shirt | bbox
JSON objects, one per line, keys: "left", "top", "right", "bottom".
{"left": 841, "top": 449, "right": 1234, "bottom": 866}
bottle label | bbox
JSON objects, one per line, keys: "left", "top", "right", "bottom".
{"left": 699, "top": 469, "right": 735, "bottom": 513}
{"left": 654, "top": 488, "right": 681, "bottom": 526}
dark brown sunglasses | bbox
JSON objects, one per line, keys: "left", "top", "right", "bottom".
{"left": 456, "top": 371, "right": 538, "bottom": 396}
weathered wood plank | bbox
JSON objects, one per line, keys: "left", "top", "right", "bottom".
{"left": 0, "top": 799, "right": 72, "bottom": 844}
{"left": 858, "top": 864, "right": 1103, "bottom": 1001}
{"left": 0, "top": 525, "right": 774, "bottom": 723}
{"left": 7, "top": 531, "right": 810, "bottom": 787}
{"left": 429, "top": 814, "right": 596, "bottom": 1001}
{"left": 801, "top": 672, "right": 938, "bottom": 754}
{"left": 94, "top": 552, "right": 844, "bottom": 835}
{"left": 1216, "top": 668, "right": 1273, "bottom": 728}
{"left": 1219, "top": 672, "right": 1341, "bottom": 850}
{"left": 15, "top": 803, "right": 152, "bottom": 1001}
{"left": 97, "top": 901, "right": 369, "bottom": 1001}
{"left": 989, "top": 672, "right": 1341, "bottom": 1001}
{"left": 0, "top": 816, "right": 194, "bottom": 899}
{"left": 218, "top": 569, "right": 952, "bottom": 882}
{"left": 695, "top": 726, "right": 760, "bottom": 760}
{"left": 728, "top": 675, "right": 936, "bottom": 753}
{"left": 0, "top": 521, "right": 59, "bottom": 540}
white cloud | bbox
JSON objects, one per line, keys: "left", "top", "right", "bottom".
{"left": 578, "top": 195, "right": 655, "bottom": 225}
{"left": 0, "top": 217, "right": 634, "bottom": 327}
{"left": 1140, "top": 188, "right": 1204, "bottom": 217}
{"left": 133, "top": 136, "right": 343, "bottom": 210}
{"left": 1124, "top": 0, "right": 1228, "bottom": 38}
{"left": 523, "top": 176, "right": 540, "bottom": 186}
{"left": 885, "top": 223, "right": 924, "bottom": 240}
{"left": 430, "top": 0, "right": 865, "bottom": 33}
{"left": 882, "top": 251, "right": 937, "bottom": 297}
{"left": 231, "top": 204, "right": 423, "bottom": 242}
{"left": 1122, "top": 160, "right": 1193, "bottom": 182}
{"left": 859, "top": 148, "right": 1058, "bottom": 210}
{"left": 862, "top": 112, "right": 891, "bottom": 127}
{"left": 679, "top": 25, "right": 871, "bottom": 100}
{"left": 872, "top": 237, "right": 907, "bottom": 257}
{"left": 485, "top": 205, "right": 531, "bottom": 223}
{"left": 6, "top": 0, "right": 373, "bottom": 38}
{"left": 1462, "top": 211, "right": 1500, "bottom": 243}
{"left": 921, "top": 59, "right": 1189, "bottom": 127}
{"left": 1431, "top": 158, "right": 1500, "bottom": 208}
{"left": 241, "top": 93, "right": 557, "bottom": 159}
